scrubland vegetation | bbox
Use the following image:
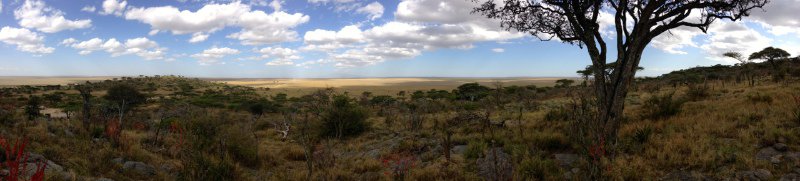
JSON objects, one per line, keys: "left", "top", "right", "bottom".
{"left": 0, "top": 55, "right": 799, "bottom": 180}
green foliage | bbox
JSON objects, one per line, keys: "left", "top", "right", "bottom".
{"left": 464, "top": 140, "right": 487, "bottom": 160}
{"left": 632, "top": 126, "right": 653, "bottom": 144}
{"left": 369, "top": 95, "right": 396, "bottom": 105}
{"left": 531, "top": 133, "right": 570, "bottom": 151}
{"left": 456, "top": 83, "right": 490, "bottom": 101}
{"left": 24, "top": 95, "right": 42, "bottom": 120}
{"left": 544, "top": 105, "right": 570, "bottom": 122}
{"left": 517, "top": 157, "right": 559, "bottom": 180}
{"left": 178, "top": 153, "right": 237, "bottom": 181}
{"left": 641, "top": 92, "right": 684, "bottom": 120}
{"left": 554, "top": 79, "right": 575, "bottom": 88}
{"left": 222, "top": 126, "right": 260, "bottom": 167}
{"left": 321, "top": 95, "right": 369, "bottom": 138}
{"left": 104, "top": 84, "right": 147, "bottom": 111}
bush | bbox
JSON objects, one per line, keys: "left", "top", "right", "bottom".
{"left": 685, "top": 84, "right": 710, "bottom": 101}
{"left": 641, "top": 92, "right": 684, "bottom": 120}
{"left": 464, "top": 141, "right": 487, "bottom": 159}
{"left": 320, "top": 95, "right": 369, "bottom": 138}
{"left": 544, "top": 105, "right": 571, "bottom": 122}
{"left": 517, "top": 157, "right": 559, "bottom": 180}
{"left": 531, "top": 133, "right": 570, "bottom": 151}
{"left": 222, "top": 126, "right": 260, "bottom": 167}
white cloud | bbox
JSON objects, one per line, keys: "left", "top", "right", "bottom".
{"left": 269, "top": 0, "right": 282, "bottom": 11}
{"left": 101, "top": 0, "right": 127, "bottom": 16}
{"left": 188, "top": 33, "right": 209, "bottom": 43}
{"left": 14, "top": 0, "right": 92, "bottom": 33}
{"left": 258, "top": 47, "right": 302, "bottom": 66}
{"left": 299, "top": 0, "right": 525, "bottom": 67}
{"left": 125, "top": 1, "right": 309, "bottom": 44}
{"left": 66, "top": 37, "right": 166, "bottom": 60}
{"left": 748, "top": 0, "right": 800, "bottom": 37}
{"left": 191, "top": 47, "right": 240, "bottom": 65}
{"left": 302, "top": 25, "right": 365, "bottom": 52}
{"left": 81, "top": 6, "right": 96, "bottom": 13}
{"left": 357, "top": 2, "right": 384, "bottom": 20}
{"left": 700, "top": 21, "right": 773, "bottom": 63}
{"left": 491, "top": 48, "right": 504, "bottom": 53}
{"left": 60, "top": 38, "right": 76, "bottom": 45}
{"left": 0, "top": 26, "right": 54, "bottom": 54}
{"left": 651, "top": 27, "right": 703, "bottom": 54}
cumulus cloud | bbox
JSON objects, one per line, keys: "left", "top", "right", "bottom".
{"left": 0, "top": 26, "right": 55, "bottom": 54}
{"left": 101, "top": 0, "right": 127, "bottom": 16}
{"left": 301, "top": 0, "right": 524, "bottom": 67}
{"left": 491, "top": 48, "right": 504, "bottom": 53}
{"left": 357, "top": 2, "right": 384, "bottom": 20}
{"left": 65, "top": 37, "right": 166, "bottom": 60}
{"left": 651, "top": 27, "right": 703, "bottom": 54}
{"left": 191, "top": 47, "right": 240, "bottom": 65}
{"left": 259, "top": 47, "right": 302, "bottom": 66}
{"left": 700, "top": 21, "right": 773, "bottom": 63}
{"left": 125, "top": 1, "right": 309, "bottom": 44}
{"left": 14, "top": 0, "right": 92, "bottom": 33}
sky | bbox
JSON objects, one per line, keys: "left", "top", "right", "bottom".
{"left": 0, "top": 0, "right": 799, "bottom": 78}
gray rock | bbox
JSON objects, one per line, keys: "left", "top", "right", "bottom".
{"left": 786, "top": 152, "right": 800, "bottom": 164}
{"left": 46, "top": 160, "right": 64, "bottom": 172}
{"left": 757, "top": 147, "right": 780, "bottom": 160}
{"left": 123, "top": 161, "right": 156, "bottom": 176}
{"left": 554, "top": 153, "right": 579, "bottom": 168}
{"left": 26, "top": 153, "right": 46, "bottom": 163}
{"left": 775, "top": 143, "right": 789, "bottom": 152}
{"left": 773, "top": 155, "right": 784, "bottom": 164}
{"left": 755, "top": 169, "right": 772, "bottom": 180}
{"left": 476, "top": 148, "right": 513, "bottom": 181}
{"left": 780, "top": 173, "right": 799, "bottom": 181}
{"left": 111, "top": 157, "right": 124, "bottom": 164}
{"left": 450, "top": 145, "right": 466, "bottom": 154}
{"left": 736, "top": 169, "right": 772, "bottom": 181}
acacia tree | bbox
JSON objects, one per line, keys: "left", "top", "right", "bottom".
{"left": 748, "top": 46, "right": 790, "bottom": 69}
{"left": 474, "top": 0, "right": 768, "bottom": 178}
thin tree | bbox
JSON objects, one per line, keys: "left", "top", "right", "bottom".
{"left": 474, "top": 0, "right": 768, "bottom": 179}
{"left": 723, "top": 51, "right": 755, "bottom": 86}
{"left": 76, "top": 83, "right": 93, "bottom": 130}
{"left": 104, "top": 84, "right": 146, "bottom": 126}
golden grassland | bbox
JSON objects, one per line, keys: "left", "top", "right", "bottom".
{"left": 8, "top": 80, "right": 799, "bottom": 180}
{"left": 214, "top": 77, "right": 565, "bottom": 96}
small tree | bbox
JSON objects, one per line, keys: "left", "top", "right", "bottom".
{"left": 104, "top": 84, "right": 146, "bottom": 126}
{"left": 76, "top": 83, "right": 93, "bottom": 130}
{"left": 321, "top": 95, "right": 368, "bottom": 139}
{"left": 24, "top": 96, "right": 42, "bottom": 121}
{"left": 555, "top": 79, "right": 576, "bottom": 88}
{"left": 456, "top": 83, "right": 490, "bottom": 101}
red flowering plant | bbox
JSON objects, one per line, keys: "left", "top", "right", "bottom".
{"left": 167, "top": 121, "right": 186, "bottom": 157}
{"left": 0, "top": 137, "right": 47, "bottom": 181}
{"left": 380, "top": 153, "right": 416, "bottom": 180}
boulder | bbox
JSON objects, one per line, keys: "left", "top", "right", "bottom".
{"left": 122, "top": 161, "right": 156, "bottom": 176}
{"left": 774, "top": 143, "right": 788, "bottom": 152}
{"left": 476, "top": 148, "right": 513, "bottom": 181}
{"left": 553, "top": 153, "right": 579, "bottom": 168}
{"left": 450, "top": 145, "right": 467, "bottom": 155}
{"left": 780, "top": 173, "right": 799, "bottom": 181}
{"left": 757, "top": 147, "right": 780, "bottom": 160}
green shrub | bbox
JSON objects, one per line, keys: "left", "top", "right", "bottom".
{"left": 532, "top": 134, "right": 570, "bottom": 151}
{"left": 641, "top": 92, "right": 684, "bottom": 120}
{"left": 517, "top": 157, "right": 560, "bottom": 180}
{"left": 222, "top": 126, "right": 260, "bottom": 167}
{"left": 320, "top": 95, "right": 369, "bottom": 139}
{"left": 632, "top": 126, "right": 653, "bottom": 144}
{"left": 544, "top": 105, "right": 570, "bottom": 122}
{"left": 464, "top": 141, "right": 487, "bottom": 159}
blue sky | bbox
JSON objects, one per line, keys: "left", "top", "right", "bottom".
{"left": 0, "top": 0, "right": 798, "bottom": 78}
